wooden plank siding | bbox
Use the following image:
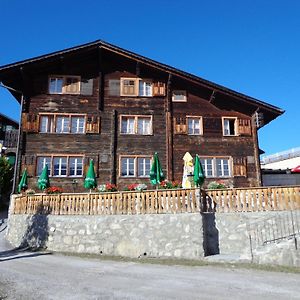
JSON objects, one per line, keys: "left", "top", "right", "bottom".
{"left": 18, "top": 47, "right": 260, "bottom": 192}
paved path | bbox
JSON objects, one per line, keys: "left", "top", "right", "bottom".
{"left": 0, "top": 211, "right": 300, "bottom": 300}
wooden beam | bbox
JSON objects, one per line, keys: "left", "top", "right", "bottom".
{"left": 98, "top": 47, "right": 104, "bottom": 111}
{"left": 252, "top": 110, "right": 262, "bottom": 186}
{"left": 19, "top": 67, "right": 31, "bottom": 112}
{"left": 166, "top": 73, "right": 173, "bottom": 180}
{"left": 110, "top": 110, "right": 117, "bottom": 184}
{"left": 59, "top": 56, "right": 67, "bottom": 73}
{"left": 209, "top": 90, "right": 216, "bottom": 103}
{"left": 136, "top": 61, "right": 141, "bottom": 77}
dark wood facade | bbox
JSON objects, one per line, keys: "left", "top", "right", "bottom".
{"left": 0, "top": 41, "right": 284, "bottom": 192}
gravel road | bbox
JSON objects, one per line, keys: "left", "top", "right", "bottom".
{"left": 1, "top": 212, "right": 299, "bottom": 300}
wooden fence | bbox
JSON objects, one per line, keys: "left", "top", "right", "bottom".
{"left": 204, "top": 186, "right": 300, "bottom": 213}
{"left": 13, "top": 188, "right": 200, "bottom": 215}
{"left": 12, "top": 186, "right": 300, "bottom": 215}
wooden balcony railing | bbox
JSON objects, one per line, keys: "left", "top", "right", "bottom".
{"left": 4, "top": 129, "right": 18, "bottom": 148}
{"left": 13, "top": 188, "right": 200, "bottom": 215}
{"left": 204, "top": 186, "right": 300, "bottom": 213}
{"left": 12, "top": 186, "right": 300, "bottom": 215}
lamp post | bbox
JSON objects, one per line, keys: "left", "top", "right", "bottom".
{"left": 0, "top": 82, "right": 24, "bottom": 193}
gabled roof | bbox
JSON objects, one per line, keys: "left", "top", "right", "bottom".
{"left": 0, "top": 39, "right": 284, "bottom": 124}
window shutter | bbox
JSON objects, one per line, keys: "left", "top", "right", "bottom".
{"left": 80, "top": 79, "right": 93, "bottom": 95}
{"left": 86, "top": 115, "right": 100, "bottom": 134}
{"left": 108, "top": 80, "right": 120, "bottom": 96}
{"left": 22, "top": 113, "right": 39, "bottom": 133}
{"left": 237, "top": 118, "right": 252, "bottom": 136}
{"left": 233, "top": 157, "right": 247, "bottom": 177}
{"left": 153, "top": 82, "right": 166, "bottom": 96}
{"left": 173, "top": 116, "right": 187, "bottom": 134}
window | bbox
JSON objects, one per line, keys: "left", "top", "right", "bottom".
{"left": 139, "top": 81, "right": 152, "bottom": 96}
{"left": 120, "top": 156, "right": 152, "bottom": 177}
{"left": 120, "top": 115, "right": 152, "bottom": 135}
{"left": 36, "top": 155, "right": 84, "bottom": 177}
{"left": 120, "top": 78, "right": 138, "bottom": 96}
{"left": 121, "top": 157, "right": 135, "bottom": 177}
{"left": 39, "top": 114, "right": 85, "bottom": 134}
{"left": 187, "top": 117, "right": 202, "bottom": 135}
{"left": 172, "top": 90, "right": 187, "bottom": 102}
{"left": 137, "top": 117, "right": 151, "bottom": 135}
{"left": 120, "top": 78, "right": 158, "bottom": 97}
{"left": 53, "top": 157, "right": 67, "bottom": 177}
{"left": 216, "top": 158, "right": 230, "bottom": 177}
{"left": 200, "top": 157, "right": 231, "bottom": 178}
{"left": 71, "top": 116, "right": 85, "bottom": 133}
{"left": 49, "top": 76, "right": 80, "bottom": 94}
{"left": 201, "top": 158, "right": 213, "bottom": 177}
{"left": 36, "top": 157, "right": 51, "bottom": 176}
{"left": 69, "top": 157, "right": 83, "bottom": 177}
{"left": 56, "top": 116, "right": 70, "bottom": 133}
{"left": 40, "top": 115, "right": 54, "bottom": 133}
{"left": 49, "top": 77, "right": 63, "bottom": 94}
{"left": 137, "top": 157, "right": 151, "bottom": 177}
{"left": 121, "top": 117, "right": 135, "bottom": 134}
{"left": 223, "top": 117, "right": 237, "bottom": 136}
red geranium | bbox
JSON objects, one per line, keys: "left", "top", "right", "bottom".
{"left": 45, "top": 186, "right": 63, "bottom": 194}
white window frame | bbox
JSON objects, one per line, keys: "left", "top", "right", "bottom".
{"left": 187, "top": 116, "right": 203, "bottom": 135}
{"left": 36, "top": 156, "right": 52, "bottom": 176}
{"left": 53, "top": 157, "right": 68, "bottom": 177}
{"left": 222, "top": 117, "right": 237, "bottom": 136}
{"left": 139, "top": 80, "right": 153, "bottom": 97}
{"left": 68, "top": 157, "right": 83, "bottom": 177}
{"left": 120, "top": 157, "right": 136, "bottom": 177}
{"left": 39, "top": 115, "right": 54, "bottom": 133}
{"left": 137, "top": 157, "right": 152, "bottom": 177}
{"left": 49, "top": 75, "right": 81, "bottom": 95}
{"left": 36, "top": 155, "right": 84, "bottom": 177}
{"left": 120, "top": 115, "right": 153, "bottom": 135}
{"left": 49, "top": 77, "right": 64, "bottom": 94}
{"left": 39, "top": 113, "right": 86, "bottom": 134}
{"left": 200, "top": 157, "right": 232, "bottom": 178}
{"left": 172, "top": 90, "right": 187, "bottom": 102}
{"left": 71, "top": 116, "right": 85, "bottom": 134}
{"left": 216, "top": 158, "right": 231, "bottom": 177}
{"left": 56, "top": 116, "right": 70, "bottom": 134}
{"left": 120, "top": 155, "right": 152, "bottom": 178}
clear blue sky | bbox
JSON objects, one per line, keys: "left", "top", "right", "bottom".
{"left": 0, "top": 0, "right": 299, "bottom": 156}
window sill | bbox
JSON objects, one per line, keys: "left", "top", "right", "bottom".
{"left": 48, "top": 92, "right": 80, "bottom": 95}
{"left": 119, "top": 133, "right": 154, "bottom": 136}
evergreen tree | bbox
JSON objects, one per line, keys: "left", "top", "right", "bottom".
{"left": 0, "top": 157, "right": 14, "bottom": 208}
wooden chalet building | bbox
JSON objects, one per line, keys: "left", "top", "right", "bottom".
{"left": 0, "top": 40, "right": 284, "bottom": 192}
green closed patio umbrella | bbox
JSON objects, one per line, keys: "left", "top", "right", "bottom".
{"left": 150, "top": 152, "right": 164, "bottom": 187}
{"left": 84, "top": 159, "right": 97, "bottom": 190}
{"left": 193, "top": 155, "right": 205, "bottom": 187}
{"left": 18, "top": 169, "right": 28, "bottom": 193}
{"left": 37, "top": 164, "right": 50, "bottom": 190}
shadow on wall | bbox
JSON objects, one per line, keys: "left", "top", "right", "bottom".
{"left": 20, "top": 204, "right": 51, "bottom": 250}
{"left": 201, "top": 192, "right": 219, "bottom": 256}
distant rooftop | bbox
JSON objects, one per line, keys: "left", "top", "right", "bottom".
{"left": 261, "top": 147, "right": 300, "bottom": 165}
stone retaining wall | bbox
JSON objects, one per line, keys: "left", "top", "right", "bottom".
{"left": 215, "top": 211, "right": 300, "bottom": 267}
{"left": 6, "top": 214, "right": 204, "bottom": 259}
{"left": 6, "top": 209, "right": 300, "bottom": 266}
